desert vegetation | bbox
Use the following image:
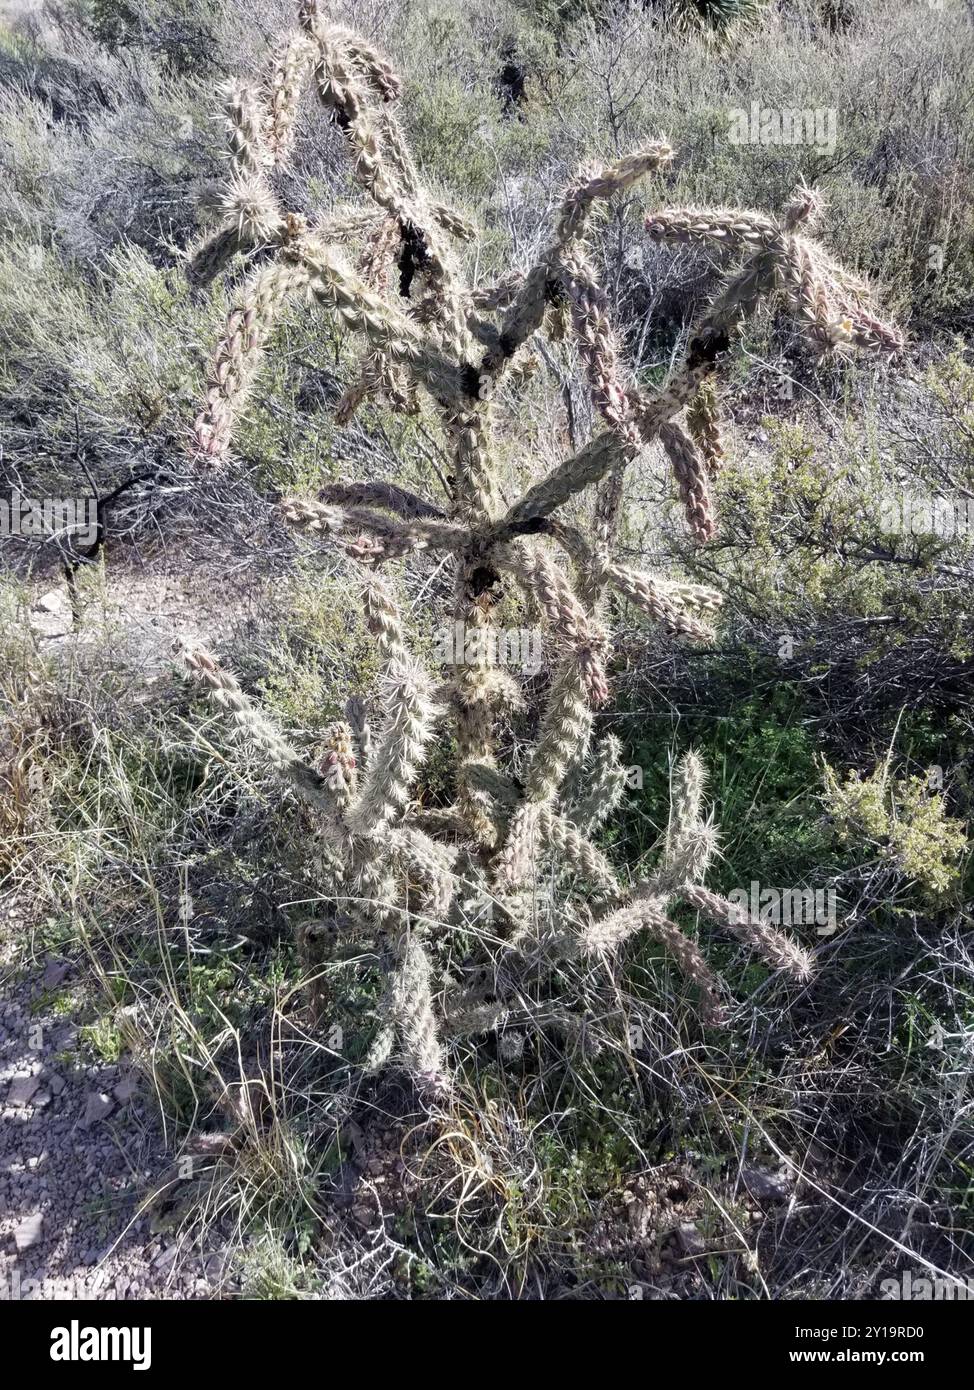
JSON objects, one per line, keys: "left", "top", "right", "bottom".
{"left": 1, "top": 0, "right": 972, "bottom": 1303}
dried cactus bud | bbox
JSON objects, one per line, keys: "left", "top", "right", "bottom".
{"left": 318, "top": 720, "right": 358, "bottom": 809}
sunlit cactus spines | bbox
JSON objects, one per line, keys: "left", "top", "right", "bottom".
{"left": 177, "top": 4, "right": 901, "bottom": 1100}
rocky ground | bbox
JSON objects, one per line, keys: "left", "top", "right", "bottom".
{"left": 0, "top": 555, "right": 289, "bottom": 1301}
{"left": 0, "top": 939, "right": 235, "bottom": 1301}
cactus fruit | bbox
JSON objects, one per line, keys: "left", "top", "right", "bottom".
{"left": 176, "top": 6, "right": 899, "bottom": 1099}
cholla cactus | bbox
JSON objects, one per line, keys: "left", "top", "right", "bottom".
{"left": 177, "top": 3, "right": 899, "bottom": 1100}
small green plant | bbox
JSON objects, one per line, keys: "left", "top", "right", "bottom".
{"left": 824, "top": 763, "right": 967, "bottom": 903}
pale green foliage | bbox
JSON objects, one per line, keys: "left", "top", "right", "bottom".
{"left": 824, "top": 764, "right": 968, "bottom": 902}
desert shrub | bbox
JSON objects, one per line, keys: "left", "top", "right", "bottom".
{"left": 824, "top": 763, "right": 968, "bottom": 904}
{"left": 168, "top": 1, "right": 910, "bottom": 1104}
{"left": 665, "top": 348, "right": 974, "bottom": 744}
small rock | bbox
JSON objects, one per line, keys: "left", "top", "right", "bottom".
{"left": 113, "top": 1077, "right": 139, "bottom": 1105}
{"left": 740, "top": 1167, "right": 792, "bottom": 1203}
{"left": 80, "top": 1092, "right": 114, "bottom": 1129}
{"left": 36, "top": 589, "right": 66, "bottom": 614}
{"left": 12, "top": 1212, "right": 44, "bottom": 1252}
{"left": 42, "top": 958, "right": 71, "bottom": 990}
{"left": 675, "top": 1222, "right": 708, "bottom": 1257}
{"left": 48, "top": 1074, "right": 65, "bottom": 1095}
{"left": 7, "top": 1074, "right": 41, "bottom": 1108}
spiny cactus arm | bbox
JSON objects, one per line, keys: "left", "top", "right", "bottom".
{"left": 431, "top": 201, "right": 476, "bottom": 243}
{"left": 646, "top": 199, "right": 902, "bottom": 358}
{"left": 444, "top": 407, "right": 500, "bottom": 522}
{"left": 542, "top": 518, "right": 721, "bottom": 637}
{"left": 775, "top": 236, "right": 845, "bottom": 354}
{"left": 363, "top": 1013, "right": 396, "bottom": 1075}
{"left": 534, "top": 807, "right": 622, "bottom": 899}
{"left": 645, "top": 750, "right": 719, "bottom": 895}
{"left": 303, "top": 14, "right": 474, "bottom": 364}
{"left": 789, "top": 236, "right": 903, "bottom": 354}
{"left": 628, "top": 232, "right": 821, "bottom": 455}
{"left": 494, "top": 802, "right": 541, "bottom": 889}
{"left": 523, "top": 659, "right": 593, "bottom": 803}
{"left": 682, "top": 883, "right": 815, "bottom": 982}
{"left": 644, "top": 206, "right": 783, "bottom": 253}
{"left": 224, "top": 78, "right": 271, "bottom": 177}
{"left": 346, "top": 850, "right": 400, "bottom": 930}
{"left": 566, "top": 734, "right": 628, "bottom": 833}
{"left": 346, "top": 657, "right": 443, "bottom": 836}
{"left": 358, "top": 570, "right": 419, "bottom": 705}
{"left": 311, "top": 43, "right": 411, "bottom": 219}
{"left": 318, "top": 720, "right": 358, "bottom": 814}
{"left": 657, "top": 577, "right": 724, "bottom": 616}
{"left": 390, "top": 932, "right": 452, "bottom": 1095}
{"left": 176, "top": 640, "right": 343, "bottom": 822}
{"left": 554, "top": 144, "right": 674, "bottom": 249}
{"left": 193, "top": 258, "right": 310, "bottom": 459}
{"left": 281, "top": 496, "right": 470, "bottom": 558}
{"left": 313, "top": 205, "right": 392, "bottom": 243}
{"left": 495, "top": 543, "right": 609, "bottom": 704}
{"left": 186, "top": 163, "right": 288, "bottom": 287}
{"left": 220, "top": 170, "right": 286, "bottom": 246}
{"left": 658, "top": 421, "right": 716, "bottom": 543}
{"left": 686, "top": 380, "right": 725, "bottom": 478}
{"left": 500, "top": 430, "right": 634, "bottom": 530}
{"left": 283, "top": 237, "right": 465, "bottom": 400}
{"left": 261, "top": 29, "right": 317, "bottom": 164}
{"left": 334, "top": 350, "right": 418, "bottom": 424}
{"left": 389, "top": 826, "right": 458, "bottom": 921}
{"left": 493, "top": 802, "right": 620, "bottom": 897}
{"left": 336, "top": 28, "right": 402, "bottom": 103}
{"left": 579, "top": 897, "right": 725, "bottom": 1024}
{"left": 344, "top": 694, "right": 372, "bottom": 773}
{"left": 318, "top": 480, "right": 446, "bottom": 521}
{"left": 781, "top": 184, "right": 824, "bottom": 231}
{"left": 483, "top": 145, "right": 672, "bottom": 376}
{"left": 606, "top": 561, "right": 718, "bottom": 640}
{"left": 451, "top": 649, "right": 514, "bottom": 849}
{"left": 558, "top": 247, "right": 643, "bottom": 446}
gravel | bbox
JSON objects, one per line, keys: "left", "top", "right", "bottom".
{"left": 0, "top": 950, "right": 228, "bottom": 1301}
